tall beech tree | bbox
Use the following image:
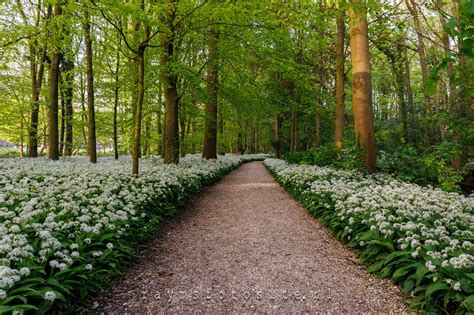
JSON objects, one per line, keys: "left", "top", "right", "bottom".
{"left": 62, "top": 56, "right": 74, "bottom": 156}
{"left": 348, "top": 0, "right": 376, "bottom": 174}
{"left": 83, "top": 8, "right": 97, "bottom": 163}
{"left": 202, "top": 0, "right": 219, "bottom": 159}
{"left": 161, "top": 0, "right": 180, "bottom": 164}
{"left": 15, "top": 2, "right": 51, "bottom": 158}
{"left": 334, "top": 4, "right": 345, "bottom": 149}
{"left": 48, "top": 2, "right": 62, "bottom": 161}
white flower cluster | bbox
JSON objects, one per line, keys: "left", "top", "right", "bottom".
{"left": 265, "top": 159, "right": 474, "bottom": 280}
{"left": 0, "top": 154, "right": 264, "bottom": 301}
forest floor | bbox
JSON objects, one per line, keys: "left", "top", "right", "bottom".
{"left": 89, "top": 161, "right": 409, "bottom": 313}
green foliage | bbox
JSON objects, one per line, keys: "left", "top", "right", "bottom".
{"left": 285, "top": 145, "right": 365, "bottom": 171}
{"left": 378, "top": 143, "right": 464, "bottom": 192}
{"left": 286, "top": 142, "right": 464, "bottom": 192}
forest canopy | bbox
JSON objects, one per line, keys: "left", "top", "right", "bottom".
{"left": 0, "top": 0, "right": 472, "bottom": 185}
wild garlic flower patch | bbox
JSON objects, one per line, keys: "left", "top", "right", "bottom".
{"left": 264, "top": 158, "right": 474, "bottom": 313}
{"left": 0, "top": 155, "right": 260, "bottom": 311}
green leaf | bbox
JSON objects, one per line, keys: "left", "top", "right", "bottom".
{"left": 461, "top": 294, "right": 474, "bottom": 312}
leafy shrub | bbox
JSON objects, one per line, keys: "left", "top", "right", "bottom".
{"left": 378, "top": 143, "right": 464, "bottom": 192}
{"left": 0, "top": 149, "right": 19, "bottom": 158}
{"left": 285, "top": 145, "right": 365, "bottom": 171}
{"left": 287, "top": 143, "right": 464, "bottom": 192}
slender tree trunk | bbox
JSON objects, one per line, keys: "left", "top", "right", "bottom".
{"left": 113, "top": 38, "right": 121, "bottom": 160}
{"left": 179, "top": 104, "right": 186, "bottom": 157}
{"left": 40, "top": 121, "right": 47, "bottom": 155}
{"left": 394, "top": 54, "right": 408, "bottom": 141}
{"left": 132, "top": 46, "right": 146, "bottom": 175}
{"left": 434, "top": 81, "right": 446, "bottom": 141}
{"left": 83, "top": 9, "right": 97, "bottom": 163}
{"left": 143, "top": 113, "right": 150, "bottom": 156}
{"left": 80, "top": 72, "right": 87, "bottom": 150}
{"left": 274, "top": 113, "right": 282, "bottom": 158}
{"left": 290, "top": 111, "right": 298, "bottom": 154}
{"left": 453, "top": 0, "right": 470, "bottom": 170}
{"left": 349, "top": 0, "right": 376, "bottom": 174}
{"left": 20, "top": 117, "right": 24, "bottom": 157}
{"left": 48, "top": 3, "right": 62, "bottom": 161}
{"left": 21, "top": 3, "right": 51, "bottom": 158}
{"left": 157, "top": 83, "right": 163, "bottom": 156}
{"left": 405, "top": 55, "right": 416, "bottom": 143}
{"left": 202, "top": 8, "right": 219, "bottom": 159}
{"left": 315, "top": 113, "right": 321, "bottom": 148}
{"left": 161, "top": 0, "right": 179, "bottom": 164}
{"left": 334, "top": 6, "right": 345, "bottom": 148}
{"left": 406, "top": 0, "right": 434, "bottom": 143}
{"left": 59, "top": 84, "right": 65, "bottom": 156}
{"left": 191, "top": 117, "right": 197, "bottom": 154}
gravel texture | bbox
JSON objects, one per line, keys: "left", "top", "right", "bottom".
{"left": 89, "top": 161, "right": 409, "bottom": 313}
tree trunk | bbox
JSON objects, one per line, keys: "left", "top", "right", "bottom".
{"left": 84, "top": 9, "right": 97, "bottom": 163}
{"left": 274, "top": 113, "right": 282, "bottom": 158}
{"left": 22, "top": 3, "right": 51, "bottom": 158}
{"left": 61, "top": 56, "right": 74, "bottom": 156}
{"left": 315, "top": 113, "right": 321, "bottom": 148}
{"left": 406, "top": 0, "right": 434, "bottom": 144}
{"left": 113, "top": 37, "right": 121, "bottom": 160}
{"left": 132, "top": 47, "right": 146, "bottom": 176}
{"left": 161, "top": 0, "right": 179, "bottom": 164}
{"left": 202, "top": 10, "right": 219, "bottom": 159}
{"left": 249, "top": 120, "right": 256, "bottom": 154}
{"left": 404, "top": 55, "right": 416, "bottom": 143}
{"left": 191, "top": 117, "right": 197, "bottom": 154}
{"left": 157, "top": 83, "right": 163, "bottom": 156}
{"left": 179, "top": 103, "right": 186, "bottom": 157}
{"left": 59, "top": 81, "right": 65, "bottom": 156}
{"left": 394, "top": 52, "right": 408, "bottom": 141}
{"left": 143, "top": 114, "right": 150, "bottom": 156}
{"left": 79, "top": 72, "right": 87, "bottom": 150}
{"left": 334, "top": 6, "right": 345, "bottom": 149}
{"left": 453, "top": 0, "right": 470, "bottom": 170}
{"left": 218, "top": 106, "right": 225, "bottom": 155}
{"left": 349, "top": 0, "right": 376, "bottom": 174}
{"left": 48, "top": 3, "right": 62, "bottom": 161}
{"left": 290, "top": 110, "right": 298, "bottom": 154}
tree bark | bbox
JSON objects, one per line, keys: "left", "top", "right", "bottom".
{"left": 274, "top": 113, "right": 282, "bottom": 158}
{"left": 179, "top": 103, "right": 186, "bottom": 157}
{"left": 18, "top": 2, "right": 51, "bottom": 157}
{"left": 405, "top": 54, "right": 416, "bottom": 143}
{"left": 349, "top": 0, "right": 376, "bottom": 174}
{"left": 83, "top": 9, "right": 97, "bottom": 163}
{"left": 202, "top": 7, "right": 219, "bottom": 159}
{"left": 59, "top": 80, "right": 65, "bottom": 155}
{"left": 113, "top": 36, "right": 121, "bottom": 160}
{"left": 79, "top": 72, "right": 87, "bottom": 149}
{"left": 290, "top": 110, "right": 298, "bottom": 154}
{"left": 315, "top": 113, "right": 321, "bottom": 148}
{"left": 334, "top": 6, "right": 345, "bottom": 149}
{"left": 131, "top": 31, "right": 147, "bottom": 175}
{"left": 406, "top": 0, "right": 434, "bottom": 144}
{"left": 48, "top": 3, "right": 62, "bottom": 161}
{"left": 161, "top": 0, "right": 179, "bottom": 164}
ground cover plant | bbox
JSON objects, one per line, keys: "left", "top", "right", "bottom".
{"left": 264, "top": 158, "right": 474, "bottom": 314}
{"left": 0, "top": 154, "right": 265, "bottom": 313}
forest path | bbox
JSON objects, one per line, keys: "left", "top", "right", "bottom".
{"left": 92, "top": 161, "right": 408, "bottom": 313}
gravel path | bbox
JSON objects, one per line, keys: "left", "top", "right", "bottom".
{"left": 91, "top": 161, "right": 409, "bottom": 313}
